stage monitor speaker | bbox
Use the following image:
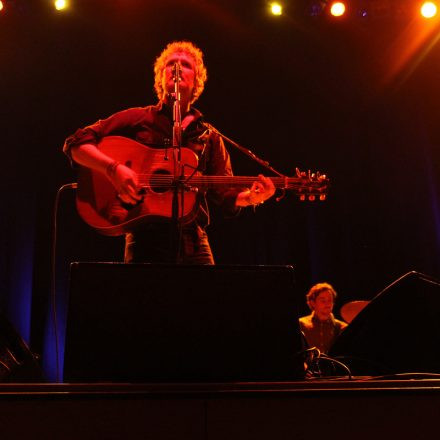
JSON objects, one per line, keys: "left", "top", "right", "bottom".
{"left": 0, "top": 313, "right": 42, "bottom": 382}
{"left": 63, "top": 263, "right": 304, "bottom": 382}
{"left": 330, "top": 271, "right": 440, "bottom": 376}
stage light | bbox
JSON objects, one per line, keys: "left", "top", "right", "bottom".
{"left": 270, "top": 2, "right": 283, "bottom": 16}
{"left": 330, "top": 1, "right": 346, "bottom": 17}
{"left": 54, "top": 0, "right": 68, "bottom": 11}
{"left": 0, "top": 1, "right": 4, "bottom": 12}
{"left": 421, "top": 1, "right": 438, "bottom": 18}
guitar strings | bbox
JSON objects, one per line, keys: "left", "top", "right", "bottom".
{"left": 134, "top": 174, "right": 326, "bottom": 190}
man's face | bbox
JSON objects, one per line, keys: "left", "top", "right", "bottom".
{"left": 162, "top": 51, "right": 196, "bottom": 103}
{"left": 310, "top": 290, "right": 334, "bottom": 319}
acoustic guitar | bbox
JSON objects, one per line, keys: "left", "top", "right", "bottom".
{"left": 75, "top": 136, "right": 329, "bottom": 236}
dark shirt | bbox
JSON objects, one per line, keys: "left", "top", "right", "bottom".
{"left": 63, "top": 102, "right": 242, "bottom": 263}
{"left": 299, "top": 312, "right": 348, "bottom": 354}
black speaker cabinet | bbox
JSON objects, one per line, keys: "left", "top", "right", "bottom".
{"left": 330, "top": 271, "right": 440, "bottom": 376}
{"left": 63, "top": 263, "right": 304, "bottom": 382}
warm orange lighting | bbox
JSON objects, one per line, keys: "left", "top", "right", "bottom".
{"left": 421, "top": 2, "right": 438, "bottom": 18}
{"left": 54, "top": 0, "right": 68, "bottom": 11}
{"left": 330, "top": 2, "right": 346, "bottom": 17}
{"left": 270, "top": 2, "right": 283, "bottom": 16}
{"left": 0, "top": 1, "right": 4, "bottom": 12}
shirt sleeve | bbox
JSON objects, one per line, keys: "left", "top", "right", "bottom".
{"left": 204, "top": 131, "right": 243, "bottom": 217}
{"left": 62, "top": 108, "right": 146, "bottom": 165}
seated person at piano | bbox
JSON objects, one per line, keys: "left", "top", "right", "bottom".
{"left": 299, "top": 282, "right": 347, "bottom": 354}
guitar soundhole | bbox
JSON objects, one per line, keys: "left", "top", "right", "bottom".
{"left": 150, "top": 169, "right": 173, "bottom": 193}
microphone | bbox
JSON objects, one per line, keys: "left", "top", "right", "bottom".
{"left": 172, "top": 62, "right": 182, "bottom": 82}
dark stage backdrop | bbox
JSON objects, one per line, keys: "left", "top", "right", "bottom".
{"left": 1, "top": 0, "right": 440, "bottom": 380}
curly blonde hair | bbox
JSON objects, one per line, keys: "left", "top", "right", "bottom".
{"left": 153, "top": 41, "right": 208, "bottom": 105}
{"left": 306, "top": 282, "right": 337, "bottom": 310}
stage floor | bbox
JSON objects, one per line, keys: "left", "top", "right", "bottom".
{"left": 1, "top": 379, "right": 439, "bottom": 439}
{"left": 2, "top": 376, "right": 440, "bottom": 394}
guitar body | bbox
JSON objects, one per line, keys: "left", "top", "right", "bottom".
{"left": 76, "top": 136, "right": 199, "bottom": 236}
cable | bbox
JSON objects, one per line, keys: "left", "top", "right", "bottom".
{"left": 364, "top": 372, "right": 440, "bottom": 381}
{"left": 50, "top": 182, "right": 77, "bottom": 382}
{"left": 332, "top": 355, "right": 393, "bottom": 376}
{"left": 318, "top": 353, "right": 353, "bottom": 379}
{"left": 296, "top": 346, "right": 353, "bottom": 380}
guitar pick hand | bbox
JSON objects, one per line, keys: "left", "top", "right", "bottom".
{"left": 109, "top": 163, "right": 143, "bottom": 205}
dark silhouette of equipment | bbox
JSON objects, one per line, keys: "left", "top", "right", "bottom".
{"left": 64, "top": 263, "right": 304, "bottom": 382}
{"left": 330, "top": 271, "right": 440, "bottom": 376}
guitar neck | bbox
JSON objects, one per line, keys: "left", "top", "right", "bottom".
{"left": 186, "top": 175, "right": 325, "bottom": 191}
{"left": 136, "top": 174, "right": 328, "bottom": 193}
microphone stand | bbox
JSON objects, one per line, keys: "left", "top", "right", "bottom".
{"left": 171, "top": 62, "right": 183, "bottom": 263}
{"left": 201, "top": 122, "right": 289, "bottom": 201}
{"left": 202, "top": 122, "right": 285, "bottom": 177}
{"left": 172, "top": 62, "right": 182, "bottom": 165}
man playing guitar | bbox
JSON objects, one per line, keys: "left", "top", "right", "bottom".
{"left": 63, "top": 41, "right": 275, "bottom": 264}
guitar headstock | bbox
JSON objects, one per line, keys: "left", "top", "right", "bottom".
{"left": 294, "top": 168, "right": 329, "bottom": 201}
